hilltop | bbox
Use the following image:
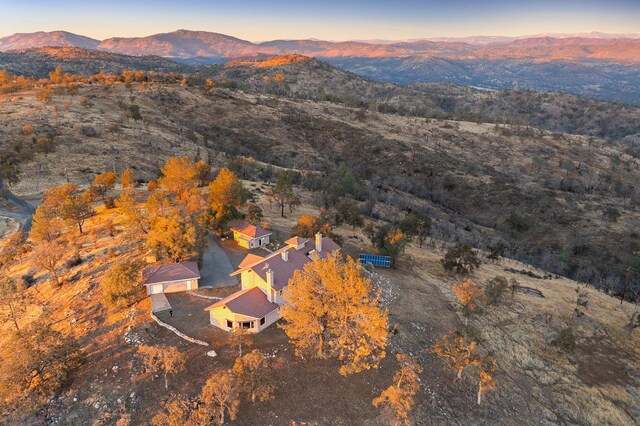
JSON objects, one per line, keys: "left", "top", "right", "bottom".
{"left": 1, "top": 30, "right": 640, "bottom": 103}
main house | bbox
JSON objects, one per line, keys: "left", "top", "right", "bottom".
{"left": 205, "top": 233, "right": 340, "bottom": 333}
{"left": 230, "top": 222, "right": 272, "bottom": 249}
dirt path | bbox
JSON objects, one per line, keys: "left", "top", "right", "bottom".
{"left": 0, "top": 176, "right": 34, "bottom": 232}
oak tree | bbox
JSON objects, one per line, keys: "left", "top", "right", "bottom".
{"left": 432, "top": 331, "right": 478, "bottom": 379}
{"left": 194, "top": 370, "right": 240, "bottom": 425}
{"left": 232, "top": 349, "right": 274, "bottom": 403}
{"left": 372, "top": 353, "right": 423, "bottom": 425}
{"left": 138, "top": 345, "right": 186, "bottom": 390}
{"left": 453, "top": 281, "right": 484, "bottom": 325}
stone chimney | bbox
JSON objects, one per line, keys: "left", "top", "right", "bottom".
{"left": 281, "top": 250, "right": 289, "bottom": 262}
{"left": 315, "top": 232, "right": 323, "bottom": 253}
{"left": 266, "top": 269, "right": 274, "bottom": 288}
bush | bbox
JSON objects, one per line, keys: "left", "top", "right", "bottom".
{"left": 441, "top": 243, "right": 481, "bottom": 275}
{"left": 104, "top": 196, "right": 116, "bottom": 209}
{"left": 65, "top": 256, "right": 83, "bottom": 269}
{"left": 551, "top": 327, "right": 576, "bottom": 353}
{"left": 485, "top": 276, "right": 509, "bottom": 304}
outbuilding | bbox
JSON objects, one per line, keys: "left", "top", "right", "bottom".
{"left": 230, "top": 223, "right": 272, "bottom": 249}
{"left": 141, "top": 262, "right": 201, "bottom": 295}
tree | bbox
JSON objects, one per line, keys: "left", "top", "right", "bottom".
{"left": 0, "top": 275, "right": 25, "bottom": 332}
{"left": 232, "top": 349, "right": 274, "bottom": 403}
{"left": 92, "top": 171, "right": 118, "bottom": 199}
{"left": 476, "top": 356, "right": 497, "bottom": 405}
{"left": 291, "top": 214, "right": 331, "bottom": 238}
{"left": 382, "top": 229, "right": 408, "bottom": 268}
{"left": 120, "top": 168, "right": 136, "bottom": 189}
{"left": 335, "top": 199, "right": 363, "bottom": 229}
{"left": 41, "top": 183, "right": 79, "bottom": 217}
{"left": 29, "top": 206, "right": 63, "bottom": 243}
{"left": 157, "top": 156, "right": 200, "bottom": 202}
{"left": 0, "top": 321, "right": 82, "bottom": 407}
{"left": 227, "top": 327, "right": 253, "bottom": 357}
{"left": 101, "top": 260, "right": 143, "bottom": 309}
{"left": 267, "top": 172, "right": 295, "bottom": 217}
{"left": 372, "top": 353, "right": 423, "bottom": 425}
{"left": 246, "top": 204, "right": 263, "bottom": 225}
{"left": 441, "top": 243, "right": 481, "bottom": 275}
{"left": 32, "top": 241, "right": 64, "bottom": 285}
{"left": 60, "top": 192, "right": 93, "bottom": 234}
{"left": 485, "top": 276, "right": 509, "bottom": 305}
{"left": 453, "top": 281, "right": 484, "bottom": 326}
{"left": 194, "top": 370, "right": 240, "bottom": 425}
{"left": 281, "top": 252, "right": 388, "bottom": 375}
{"left": 146, "top": 210, "right": 204, "bottom": 262}
{"left": 151, "top": 400, "right": 192, "bottom": 426}
{"left": 399, "top": 214, "right": 431, "bottom": 248}
{"left": 208, "top": 168, "right": 246, "bottom": 229}
{"left": 116, "top": 188, "right": 149, "bottom": 237}
{"left": 432, "top": 331, "right": 478, "bottom": 379}
{"left": 137, "top": 345, "right": 186, "bottom": 390}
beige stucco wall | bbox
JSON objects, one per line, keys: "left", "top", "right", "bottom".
{"left": 208, "top": 306, "right": 280, "bottom": 333}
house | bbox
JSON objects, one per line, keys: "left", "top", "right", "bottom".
{"left": 230, "top": 222, "right": 272, "bottom": 249}
{"left": 205, "top": 233, "right": 340, "bottom": 332}
{"left": 141, "top": 262, "right": 201, "bottom": 295}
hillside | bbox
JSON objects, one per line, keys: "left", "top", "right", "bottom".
{"left": 0, "top": 47, "right": 191, "bottom": 77}
{"left": 2, "top": 30, "right": 640, "bottom": 103}
{"left": 0, "top": 182, "right": 638, "bottom": 425}
{"left": 0, "top": 70, "right": 638, "bottom": 299}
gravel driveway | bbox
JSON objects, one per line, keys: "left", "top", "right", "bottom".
{"left": 199, "top": 235, "right": 238, "bottom": 288}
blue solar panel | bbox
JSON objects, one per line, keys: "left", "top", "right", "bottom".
{"left": 359, "top": 254, "right": 392, "bottom": 268}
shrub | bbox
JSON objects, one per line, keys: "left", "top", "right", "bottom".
{"left": 441, "top": 243, "right": 481, "bottom": 275}
{"left": 485, "top": 276, "right": 509, "bottom": 304}
{"left": 551, "top": 327, "right": 576, "bottom": 353}
{"left": 104, "top": 196, "right": 116, "bottom": 209}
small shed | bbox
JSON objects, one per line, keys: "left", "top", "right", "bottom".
{"left": 141, "top": 262, "right": 201, "bottom": 295}
{"left": 231, "top": 223, "right": 272, "bottom": 249}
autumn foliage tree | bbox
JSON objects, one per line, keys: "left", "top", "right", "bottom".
{"left": 232, "top": 349, "right": 274, "bottom": 403}
{"left": 194, "top": 370, "right": 240, "bottom": 425}
{"left": 0, "top": 275, "right": 25, "bottom": 332}
{"left": 92, "top": 171, "right": 118, "bottom": 199}
{"left": 208, "top": 167, "right": 246, "bottom": 231}
{"left": 32, "top": 240, "right": 65, "bottom": 285}
{"left": 291, "top": 214, "right": 331, "bottom": 238}
{"left": 432, "top": 331, "right": 478, "bottom": 379}
{"left": 138, "top": 345, "right": 186, "bottom": 390}
{"left": 372, "top": 353, "right": 423, "bottom": 425}
{"left": 101, "top": 259, "right": 143, "bottom": 309}
{"left": 281, "top": 252, "right": 389, "bottom": 375}
{"left": 453, "top": 281, "right": 484, "bottom": 325}
{"left": 476, "top": 356, "right": 497, "bottom": 405}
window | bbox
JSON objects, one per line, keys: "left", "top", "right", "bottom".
{"left": 226, "top": 320, "right": 233, "bottom": 328}
{"left": 259, "top": 238, "right": 262, "bottom": 246}
{"left": 260, "top": 317, "right": 266, "bottom": 325}
{"left": 240, "top": 321, "right": 254, "bottom": 329}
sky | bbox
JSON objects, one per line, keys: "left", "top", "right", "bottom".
{"left": 1, "top": 0, "right": 639, "bottom": 41}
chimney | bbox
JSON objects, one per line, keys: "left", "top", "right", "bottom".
{"left": 281, "top": 250, "right": 289, "bottom": 262}
{"left": 315, "top": 232, "right": 323, "bottom": 253}
{"left": 266, "top": 269, "right": 274, "bottom": 288}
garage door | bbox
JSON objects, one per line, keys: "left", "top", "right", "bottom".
{"left": 163, "top": 281, "right": 188, "bottom": 293}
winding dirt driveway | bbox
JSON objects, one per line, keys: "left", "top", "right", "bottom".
{"left": 0, "top": 177, "right": 35, "bottom": 232}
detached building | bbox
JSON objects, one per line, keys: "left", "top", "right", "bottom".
{"left": 141, "top": 262, "right": 201, "bottom": 295}
{"left": 230, "top": 223, "right": 272, "bottom": 249}
{"left": 205, "top": 233, "right": 340, "bottom": 333}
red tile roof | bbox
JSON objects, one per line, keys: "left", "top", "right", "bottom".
{"left": 232, "top": 235, "right": 341, "bottom": 291}
{"left": 141, "top": 262, "right": 200, "bottom": 286}
{"left": 205, "top": 287, "right": 279, "bottom": 318}
{"left": 231, "top": 223, "right": 272, "bottom": 239}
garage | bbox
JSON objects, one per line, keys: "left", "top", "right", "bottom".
{"left": 141, "top": 262, "right": 201, "bottom": 295}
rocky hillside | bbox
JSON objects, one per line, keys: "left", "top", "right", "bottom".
{"left": 0, "top": 47, "right": 191, "bottom": 77}
{"left": 0, "top": 72, "right": 638, "bottom": 298}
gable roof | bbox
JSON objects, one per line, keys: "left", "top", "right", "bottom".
{"left": 238, "top": 253, "right": 266, "bottom": 269}
{"left": 231, "top": 235, "right": 341, "bottom": 291}
{"left": 231, "top": 222, "right": 272, "bottom": 239}
{"left": 285, "top": 236, "right": 307, "bottom": 246}
{"left": 141, "top": 262, "right": 200, "bottom": 286}
{"left": 205, "top": 287, "right": 279, "bottom": 318}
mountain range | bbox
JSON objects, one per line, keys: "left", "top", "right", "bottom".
{"left": 2, "top": 30, "right": 640, "bottom": 104}
{"left": 3, "top": 29, "right": 640, "bottom": 62}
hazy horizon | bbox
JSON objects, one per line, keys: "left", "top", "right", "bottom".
{"left": 2, "top": 0, "right": 640, "bottom": 42}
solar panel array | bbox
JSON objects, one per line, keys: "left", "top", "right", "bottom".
{"left": 359, "top": 254, "right": 392, "bottom": 268}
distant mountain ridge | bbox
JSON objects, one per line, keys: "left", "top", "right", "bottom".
{"left": 2, "top": 29, "right": 640, "bottom": 62}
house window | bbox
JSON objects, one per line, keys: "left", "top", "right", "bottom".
{"left": 260, "top": 317, "right": 266, "bottom": 326}
{"left": 240, "top": 321, "right": 254, "bottom": 329}
{"left": 226, "top": 320, "right": 233, "bottom": 328}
